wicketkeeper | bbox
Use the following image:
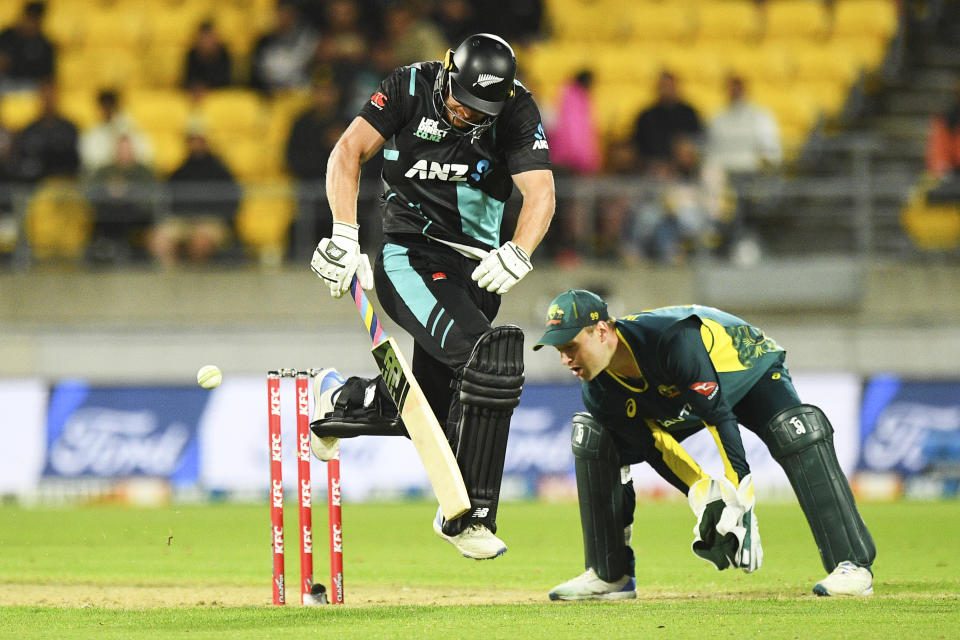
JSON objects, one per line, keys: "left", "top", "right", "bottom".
{"left": 308, "top": 33, "right": 554, "bottom": 560}
{"left": 534, "top": 290, "right": 876, "bottom": 599}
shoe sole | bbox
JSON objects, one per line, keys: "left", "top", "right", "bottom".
{"left": 548, "top": 590, "right": 637, "bottom": 601}
{"left": 432, "top": 519, "right": 507, "bottom": 560}
{"left": 813, "top": 584, "right": 874, "bottom": 597}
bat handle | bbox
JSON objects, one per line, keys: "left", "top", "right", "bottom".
{"left": 349, "top": 275, "right": 386, "bottom": 345}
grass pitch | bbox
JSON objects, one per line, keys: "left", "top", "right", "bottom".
{"left": 0, "top": 499, "right": 957, "bottom": 639}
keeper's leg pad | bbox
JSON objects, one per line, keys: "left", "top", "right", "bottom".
{"left": 310, "top": 376, "right": 408, "bottom": 438}
{"left": 443, "top": 325, "right": 524, "bottom": 534}
{"left": 572, "top": 413, "right": 634, "bottom": 582}
{"left": 766, "top": 404, "right": 876, "bottom": 572}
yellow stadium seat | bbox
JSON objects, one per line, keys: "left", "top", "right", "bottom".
{"left": 593, "top": 45, "right": 658, "bottom": 87}
{"left": 829, "top": 35, "right": 890, "bottom": 70}
{"left": 752, "top": 81, "right": 820, "bottom": 135}
{"left": 0, "top": 1, "right": 25, "bottom": 30}
{"left": 235, "top": 181, "right": 296, "bottom": 264}
{"left": 544, "top": 0, "right": 627, "bottom": 42}
{"left": 57, "top": 47, "right": 145, "bottom": 92}
{"left": 762, "top": 0, "right": 830, "bottom": 42}
{"left": 591, "top": 81, "right": 653, "bottom": 141}
{"left": 723, "top": 44, "right": 796, "bottom": 84}
{"left": 125, "top": 89, "right": 192, "bottom": 135}
{"left": 194, "top": 89, "right": 264, "bottom": 137}
{"left": 141, "top": 0, "right": 212, "bottom": 48}
{"left": 218, "top": 136, "right": 271, "bottom": 181}
{"left": 1, "top": 90, "right": 40, "bottom": 129}
{"left": 832, "top": 0, "right": 899, "bottom": 40}
{"left": 43, "top": 0, "right": 87, "bottom": 48}
{"left": 794, "top": 45, "right": 861, "bottom": 86}
{"left": 684, "top": 82, "right": 726, "bottom": 120}
{"left": 25, "top": 178, "right": 93, "bottom": 260}
{"left": 626, "top": 1, "right": 695, "bottom": 43}
{"left": 141, "top": 44, "right": 189, "bottom": 89}
{"left": 59, "top": 90, "right": 100, "bottom": 130}
{"left": 519, "top": 42, "right": 595, "bottom": 102}
{"left": 694, "top": 0, "right": 762, "bottom": 43}
{"left": 662, "top": 45, "right": 726, "bottom": 88}
{"left": 150, "top": 130, "right": 188, "bottom": 176}
{"left": 803, "top": 78, "right": 852, "bottom": 116}
{"left": 81, "top": 6, "right": 146, "bottom": 49}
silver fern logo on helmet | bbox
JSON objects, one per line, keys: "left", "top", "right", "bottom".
{"left": 474, "top": 73, "right": 504, "bottom": 88}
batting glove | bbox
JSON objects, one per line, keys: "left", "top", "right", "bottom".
{"left": 310, "top": 221, "right": 374, "bottom": 298}
{"left": 471, "top": 241, "right": 532, "bottom": 295}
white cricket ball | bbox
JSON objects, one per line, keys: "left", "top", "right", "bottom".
{"left": 197, "top": 365, "right": 222, "bottom": 389}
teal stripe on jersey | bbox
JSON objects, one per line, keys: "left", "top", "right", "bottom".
{"left": 456, "top": 183, "right": 502, "bottom": 247}
{"left": 384, "top": 149, "right": 399, "bottom": 161}
{"left": 382, "top": 243, "right": 439, "bottom": 329}
{"left": 440, "top": 318, "right": 454, "bottom": 348}
{"left": 409, "top": 68, "right": 417, "bottom": 95}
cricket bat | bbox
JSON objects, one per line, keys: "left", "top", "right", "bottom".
{"left": 348, "top": 276, "right": 471, "bottom": 521}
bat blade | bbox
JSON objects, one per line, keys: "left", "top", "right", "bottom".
{"left": 371, "top": 337, "right": 470, "bottom": 521}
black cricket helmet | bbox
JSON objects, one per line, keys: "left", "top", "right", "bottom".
{"left": 443, "top": 33, "right": 517, "bottom": 117}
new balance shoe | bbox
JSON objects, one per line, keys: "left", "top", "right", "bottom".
{"left": 813, "top": 561, "right": 874, "bottom": 596}
{"left": 433, "top": 508, "right": 507, "bottom": 559}
{"left": 311, "top": 368, "right": 346, "bottom": 461}
{"left": 548, "top": 568, "right": 637, "bottom": 601}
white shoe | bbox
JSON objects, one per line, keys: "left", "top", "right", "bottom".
{"left": 310, "top": 368, "right": 345, "bottom": 461}
{"left": 813, "top": 561, "right": 874, "bottom": 596}
{"left": 548, "top": 568, "right": 637, "bottom": 601}
{"left": 433, "top": 509, "right": 507, "bottom": 559}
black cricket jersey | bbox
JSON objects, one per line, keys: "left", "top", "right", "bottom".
{"left": 358, "top": 61, "right": 551, "bottom": 253}
{"left": 582, "top": 306, "right": 785, "bottom": 483}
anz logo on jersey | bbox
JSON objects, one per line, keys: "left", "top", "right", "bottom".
{"left": 413, "top": 117, "right": 447, "bottom": 142}
{"left": 404, "top": 159, "right": 469, "bottom": 181}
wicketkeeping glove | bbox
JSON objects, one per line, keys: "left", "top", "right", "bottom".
{"left": 471, "top": 241, "right": 532, "bottom": 294}
{"left": 310, "top": 221, "right": 374, "bottom": 298}
{"left": 687, "top": 476, "right": 745, "bottom": 571}
{"left": 733, "top": 474, "right": 763, "bottom": 573}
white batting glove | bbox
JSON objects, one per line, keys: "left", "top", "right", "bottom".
{"left": 310, "top": 221, "right": 374, "bottom": 298}
{"left": 471, "top": 241, "right": 532, "bottom": 295}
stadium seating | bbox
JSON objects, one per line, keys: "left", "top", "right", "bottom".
{"left": 24, "top": 179, "right": 93, "bottom": 260}
{"left": 0, "top": 0, "right": 903, "bottom": 260}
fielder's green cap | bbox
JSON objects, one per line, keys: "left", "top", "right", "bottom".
{"left": 532, "top": 289, "right": 609, "bottom": 351}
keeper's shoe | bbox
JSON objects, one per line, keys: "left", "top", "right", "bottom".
{"left": 813, "top": 561, "right": 874, "bottom": 597}
{"left": 433, "top": 508, "right": 507, "bottom": 560}
{"left": 310, "top": 368, "right": 346, "bottom": 461}
{"left": 548, "top": 568, "right": 637, "bottom": 601}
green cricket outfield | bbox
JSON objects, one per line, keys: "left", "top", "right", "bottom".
{"left": 0, "top": 499, "right": 956, "bottom": 639}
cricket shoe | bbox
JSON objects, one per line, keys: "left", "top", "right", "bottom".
{"left": 433, "top": 508, "right": 507, "bottom": 560}
{"left": 311, "top": 368, "right": 346, "bottom": 461}
{"left": 813, "top": 561, "right": 874, "bottom": 597}
{"left": 548, "top": 568, "right": 637, "bottom": 601}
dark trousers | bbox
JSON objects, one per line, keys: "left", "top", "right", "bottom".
{"left": 372, "top": 234, "right": 500, "bottom": 427}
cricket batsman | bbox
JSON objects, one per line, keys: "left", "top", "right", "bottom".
{"left": 534, "top": 289, "right": 876, "bottom": 599}
{"left": 309, "top": 33, "right": 554, "bottom": 559}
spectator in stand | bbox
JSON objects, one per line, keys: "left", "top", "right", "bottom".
{"left": 14, "top": 80, "right": 79, "bottom": 182}
{"left": 625, "top": 136, "right": 728, "bottom": 265}
{"left": 0, "top": 94, "right": 15, "bottom": 230}
{"left": 249, "top": 0, "right": 319, "bottom": 95}
{"left": 630, "top": 70, "right": 703, "bottom": 176}
{"left": 78, "top": 89, "right": 153, "bottom": 175}
{"left": 706, "top": 75, "right": 781, "bottom": 176}
{"left": 925, "top": 77, "right": 960, "bottom": 204}
{"left": 431, "top": 0, "right": 480, "bottom": 46}
{"left": 285, "top": 78, "right": 348, "bottom": 259}
{"left": 84, "top": 134, "right": 160, "bottom": 264}
{"left": 546, "top": 69, "right": 603, "bottom": 264}
{"left": 339, "top": 39, "right": 397, "bottom": 120}
{"left": 383, "top": 1, "right": 446, "bottom": 66}
{"left": 183, "top": 20, "right": 233, "bottom": 93}
{"left": 704, "top": 74, "right": 780, "bottom": 260}
{"left": 149, "top": 122, "right": 241, "bottom": 266}
{"left": 0, "top": 1, "right": 55, "bottom": 92}
{"left": 313, "top": 0, "right": 368, "bottom": 77}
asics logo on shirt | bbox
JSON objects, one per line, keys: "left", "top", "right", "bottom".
{"left": 474, "top": 74, "right": 503, "bottom": 87}
{"left": 404, "top": 159, "right": 469, "bottom": 181}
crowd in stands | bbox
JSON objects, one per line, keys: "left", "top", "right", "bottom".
{"left": 0, "top": 0, "right": 898, "bottom": 267}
